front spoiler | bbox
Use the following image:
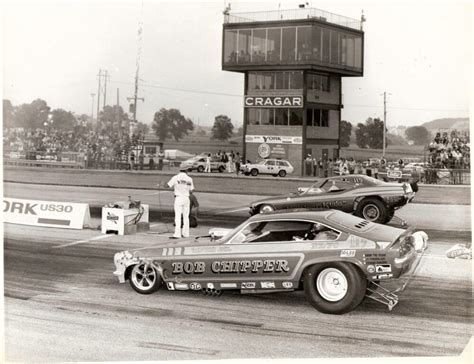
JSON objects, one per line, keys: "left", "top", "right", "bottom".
{"left": 366, "top": 250, "right": 425, "bottom": 311}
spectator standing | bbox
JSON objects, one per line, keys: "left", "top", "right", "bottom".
{"left": 139, "top": 151, "right": 144, "bottom": 170}
{"left": 304, "top": 154, "right": 313, "bottom": 176}
{"left": 149, "top": 156, "right": 155, "bottom": 170}
{"left": 328, "top": 159, "right": 334, "bottom": 177}
{"left": 235, "top": 152, "right": 241, "bottom": 175}
{"left": 204, "top": 153, "right": 211, "bottom": 173}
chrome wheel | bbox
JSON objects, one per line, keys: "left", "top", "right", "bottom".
{"left": 362, "top": 203, "right": 380, "bottom": 221}
{"left": 316, "top": 268, "right": 348, "bottom": 302}
{"left": 130, "top": 263, "right": 158, "bottom": 292}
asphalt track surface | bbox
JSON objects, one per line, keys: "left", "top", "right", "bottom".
{"left": 3, "top": 178, "right": 473, "bottom": 361}
{"left": 3, "top": 220, "right": 473, "bottom": 361}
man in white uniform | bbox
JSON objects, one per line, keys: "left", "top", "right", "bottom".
{"left": 161, "top": 169, "right": 194, "bottom": 238}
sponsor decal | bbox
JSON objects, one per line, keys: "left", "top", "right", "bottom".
{"left": 189, "top": 282, "right": 202, "bottom": 290}
{"left": 363, "top": 253, "right": 388, "bottom": 264}
{"left": 257, "top": 143, "right": 271, "bottom": 158}
{"left": 340, "top": 249, "right": 356, "bottom": 258}
{"left": 3, "top": 197, "right": 90, "bottom": 230}
{"left": 367, "top": 265, "right": 375, "bottom": 273}
{"left": 220, "top": 283, "right": 238, "bottom": 289}
{"left": 282, "top": 281, "right": 293, "bottom": 289}
{"left": 373, "top": 273, "right": 393, "bottom": 280}
{"left": 375, "top": 264, "right": 392, "bottom": 273}
{"left": 167, "top": 282, "right": 175, "bottom": 290}
{"left": 241, "top": 282, "right": 256, "bottom": 289}
{"left": 260, "top": 281, "right": 276, "bottom": 289}
{"left": 244, "top": 95, "right": 303, "bottom": 108}
{"left": 175, "top": 283, "right": 189, "bottom": 290}
{"left": 245, "top": 135, "right": 302, "bottom": 145}
{"left": 207, "top": 283, "right": 215, "bottom": 289}
{"left": 107, "top": 212, "right": 118, "bottom": 224}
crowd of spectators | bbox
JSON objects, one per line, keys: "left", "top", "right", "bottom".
{"left": 427, "top": 131, "right": 470, "bottom": 169}
{"left": 304, "top": 155, "right": 371, "bottom": 178}
{"left": 3, "top": 127, "right": 144, "bottom": 168}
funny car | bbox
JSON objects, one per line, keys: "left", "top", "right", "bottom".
{"left": 240, "top": 159, "right": 294, "bottom": 177}
{"left": 113, "top": 210, "right": 428, "bottom": 314}
{"left": 249, "top": 174, "right": 417, "bottom": 224}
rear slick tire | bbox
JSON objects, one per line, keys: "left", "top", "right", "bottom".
{"left": 304, "top": 262, "right": 366, "bottom": 314}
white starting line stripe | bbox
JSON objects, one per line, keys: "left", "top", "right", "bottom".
{"left": 53, "top": 234, "right": 110, "bottom": 248}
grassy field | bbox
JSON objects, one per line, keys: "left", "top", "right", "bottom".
{"left": 162, "top": 138, "right": 427, "bottom": 162}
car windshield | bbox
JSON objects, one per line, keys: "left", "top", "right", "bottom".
{"left": 298, "top": 179, "right": 326, "bottom": 195}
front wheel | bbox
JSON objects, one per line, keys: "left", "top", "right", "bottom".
{"left": 355, "top": 198, "right": 388, "bottom": 224}
{"left": 197, "top": 165, "right": 204, "bottom": 173}
{"left": 218, "top": 166, "right": 225, "bottom": 173}
{"left": 250, "top": 169, "right": 259, "bottom": 176}
{"left": 129, "top": 262, "right": 162, "bottom": 294}
{"left": 304, "top": 263, "right": 366, "bottom": 314}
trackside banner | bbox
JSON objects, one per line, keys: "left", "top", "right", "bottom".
{"left": 3, "top": 197, "right": 91, "bottom": 229}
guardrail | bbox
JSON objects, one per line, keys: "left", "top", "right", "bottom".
{"left": 4, "top": 151, "right": 86, "bottom": 169}
{"left": 422, "top": 168, "right": 470, "bottom": 185}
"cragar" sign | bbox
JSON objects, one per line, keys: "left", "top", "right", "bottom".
{"left": 244, "top": 96, "right": 303, "bottom": 108}
{"left": 3, "top": 197, "right": 91, "bottom": 229}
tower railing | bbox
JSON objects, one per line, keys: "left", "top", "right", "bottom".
{"left": 225, "top": 8, "right": 361, "bottom": 31}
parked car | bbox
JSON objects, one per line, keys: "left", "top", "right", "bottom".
{"left": 240, "top": 159, "right": 294, "bottom": 177}
{"left": 179, "top": 155, "right": 226, "bottom": 173}
{"left": 113, "top": 210, "right": 428, "bottom": 314}
{"left": 378, "top": 164, "right": 423, "bottom": 184}
{"left": 249, "top": 174, "right": 417, "bottom": 224}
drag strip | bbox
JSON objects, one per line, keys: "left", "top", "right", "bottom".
{"left": 3, "top": 222, "right": 473, "bottom": 361}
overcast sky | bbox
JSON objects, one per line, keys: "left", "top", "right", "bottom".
{"left": 2, "top": 0, "right": 472, "bottom": 128}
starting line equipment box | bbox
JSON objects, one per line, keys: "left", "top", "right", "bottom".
{"left": 101, "top": 204, "right": 149, "bottom": 235}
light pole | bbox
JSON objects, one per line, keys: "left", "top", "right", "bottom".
{"left": 91, "top": 93, "right": 96, "bottom": 124}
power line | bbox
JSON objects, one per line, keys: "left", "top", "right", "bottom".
{"left": 108, "top": 79, "right": 468, "bottom": 113}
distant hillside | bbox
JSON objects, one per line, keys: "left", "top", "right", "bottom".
{"left": 422, "top": 117, "right": 470, "bottom": 131}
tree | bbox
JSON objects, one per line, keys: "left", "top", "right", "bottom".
{"left": 355, "top": 117, "right": 386, "bottom": 149}
{"left": 51, "top": 108, "right": 77, "bottom": 130}
{"left": 211, "top": 115, "right": 234, "bottom": 141}
{"left": 3, "top": 99, "right": 15, "bottom": 128}
{"left": 152, "top": 108, "right": 194, "bottom": 141}
{"left": 135, "top": 122, "right": 150, "bottom": 136}
{"left": 99, "top": 105, "right": 129, "bottom": 130}
{"left": 14, "top": 99, "right": 50, "bottom": 129}
{"left": 340, "top": 120, "right": 352, "bottom": 147}
{"left": 405, "top": 126, "right": 430, "bottom": 145}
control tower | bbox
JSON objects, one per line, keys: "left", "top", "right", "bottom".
{"left": 222, "top": 7, "right": 364, "bottom": 175}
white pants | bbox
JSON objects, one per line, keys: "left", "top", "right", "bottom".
{"left": 174, "top": 195, "right": 190, "bottom": 238}
{"left": 205, "top": 162, "right": 211, "bottom": 172}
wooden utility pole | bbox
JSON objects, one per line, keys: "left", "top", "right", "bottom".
{"left": 96, "top": 70, "right": 102, "bottom": 130}
{"left": 383, "top": 91, "right": 386, "bottom": 158}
